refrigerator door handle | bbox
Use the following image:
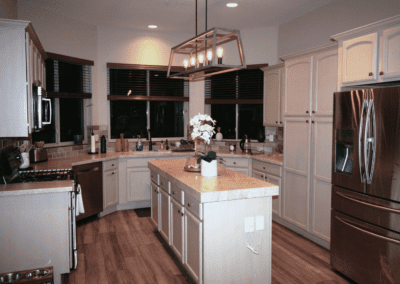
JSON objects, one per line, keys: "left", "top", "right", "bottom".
{"left": 364, "top": 99, "right": 376, "bottom": 184}
{"left": 335, "top": 191, "right": 400, "bottom": 214}
{"left": 359, "top": 99, "right": 368, "bottom": 183}
{"left": 335, "top": 216, "right": 400, "bottom": 245}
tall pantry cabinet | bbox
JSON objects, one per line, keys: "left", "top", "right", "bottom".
{"left": 0, "top": 19, "right": 47, "bottom": 137}
{"left": 279, "top": 43, "right": 337, "bottom": 248}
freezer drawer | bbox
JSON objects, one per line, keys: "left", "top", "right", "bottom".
{"left": 332, "top": 185, "right": 400, "bottom": 230}
{"left": 331, "top": 210, "right": 400, "bottom": 283}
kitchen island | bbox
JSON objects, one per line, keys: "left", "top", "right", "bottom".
{"left": 148, "top": 159, "right": 279, "bottom": 284}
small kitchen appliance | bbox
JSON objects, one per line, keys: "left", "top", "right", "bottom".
{"left": 32, "top": 84, "right": 52, "bottom": 132}
{"left": 29, "top": 142, "right": 48, "bottom": 163}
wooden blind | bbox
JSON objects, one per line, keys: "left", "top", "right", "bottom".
{"left": 149, "top": 70, "right": 184, "bottom": 97}
{"left": 109, "top": 69, "right": 147, "bottom": 96}
{"left": 205, "top": 65, "right": 266, "bottom": 104}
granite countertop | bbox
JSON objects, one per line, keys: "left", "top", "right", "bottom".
{"left": 0, "top": 150, "right": 282, "bottom": 196}
{"left": 148, "top": 159, "right": 279, "bottom": 203}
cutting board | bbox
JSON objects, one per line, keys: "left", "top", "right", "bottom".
{"left": 115, "top": 134, "right": 123, "bottom": 152}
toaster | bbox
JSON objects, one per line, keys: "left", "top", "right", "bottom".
{"left": 29, "top": 148, "right": 48, "bottom": 163}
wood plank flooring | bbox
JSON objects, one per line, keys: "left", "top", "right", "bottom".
{"left": 64, "top": 209, "right": 355, "bottom": 284}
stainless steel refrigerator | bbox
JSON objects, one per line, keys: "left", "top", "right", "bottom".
{"left": 331, "top": 86, "right": 400, "bottom": 284}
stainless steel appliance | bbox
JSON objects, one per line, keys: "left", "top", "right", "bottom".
{"left": 32, "top": 84, "right": 52, "bottom": 131}
{"left": 29, "top": 147, "right": 48, "bottom": 163}
{"left": 0, "top": 146, "right": 79, "bottom": 271}
{"left": 331, "top": 86, "right": 400, "bottom": 283}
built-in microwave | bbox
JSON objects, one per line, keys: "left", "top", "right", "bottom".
{"left": 32, "top": 84, "right": 51, "bottom": 131}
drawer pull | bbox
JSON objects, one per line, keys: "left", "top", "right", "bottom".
{"left": 178, "top": 210, "right": 180, "bottom": 214}
{"left": 379, "top": 71, "right": 384, "bottom": 75}
{"left": 369, "top": 72, "right": 373, "bottom": 76}
{"left": 172, "top": 191, "right": 176, "bottom": 195}
{"left": 276, "top": 121, "right": 278, "bottom": 123}
{"left": 112, "top": 172, "right": 115, "bottom": 175}
{"left": 112, "top": 164, "right": 114, "bottom": 167}
{"left": 181, "top": 213, "right": 184, "bottom": 217}
{"left": 263, "top": 167, "right": 265, "bottom": 169}
{"left": 187, "top": 203, "right": 191, "bottom": 207}
{"left": 233, "top": 162, "right": 236, "bottom": 165}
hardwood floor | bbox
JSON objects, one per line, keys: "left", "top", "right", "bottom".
{"left": 64, "top": 209, "right": 354, "bottom": 284}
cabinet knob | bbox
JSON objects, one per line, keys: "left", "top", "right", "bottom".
{"left": 306, "top": 120, "right": 309, "bottom": 123}
{"left": 181, "top": 213, "right": 184, "bottom": 217}
{"left": 112, "top": 164, "right": 114, "bottom": 167}
{"left": 369, "top": 72, "right": 373, "bottom": 76}
{"left": 306, "top": 111, "right": 309, "bottom": 113}
{"left": 178, "top": 210, "right": 180, "bottom": 214}
{"left": 312, "top": 121, "right": 315, "bottom": 123}
{"left": 312, "top": 111, "right": 315, "bottom": 113}
{"left": 112, "top": 172, "right": 115, "bottom": 175}
{"left": 263, "top": 167, "right": 265, "bottom": 169}
{"left": 276, "top": 121, "right": 278, "bottom": 123}
{"left": 233, "top": 162, "right": 236, "bottom": 165}
{"left": 280, "top": 121, "right": 282, "bottom": 124}
{"left": 379, "top": 71, "right": 384, "bottom": 75}
{"left": 187, "top": 203, "right": 191, "bottom": 207}
{"left": 172, "top": 191, "right": 176, "bottom": 195}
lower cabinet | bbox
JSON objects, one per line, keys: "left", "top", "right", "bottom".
{"left": 170, "top": 198, "right": 185, "bottom": 263}
{"left": 103, "top": 160, "right": 119, "bottom": 209}
{"left": 127, "top": 167, "right": 151, "bottom": 202}
{"left": 184, "top": 209, "right": 202, "bottom": 284}
{"left": 151, "top": 181, "right": 159, "bottom": 228}
{"left": 221, "top": 157, "right": 250, "bottom": 176}
{"left": 160, "top": 188, "right": 170, "bottom": 244}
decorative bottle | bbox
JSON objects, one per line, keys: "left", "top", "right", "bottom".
{"left": 216, "top": 127, "right": 223, "bottom": 141}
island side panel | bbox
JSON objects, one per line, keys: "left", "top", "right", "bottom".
{"left": 203, "top": 196, "right": 272, "bottom": 284}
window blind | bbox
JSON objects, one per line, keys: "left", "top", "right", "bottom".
{"left": 109, "top": 69, "right": 147, "bottom": 96}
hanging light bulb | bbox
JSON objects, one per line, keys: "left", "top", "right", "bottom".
{"left": 190, "top": 56, "right": 196, "bottom": 67}
{"left": 198, "top": 54, "right": 204, "bottom": 67}
{"left": 217, "top": 47, "right": 223, "bottom": 64}
{"left": 183, "top": 59, "right": 189, "bottom": 71}
{"left": 207, "top": 50, "right": 213, "bottom": 65}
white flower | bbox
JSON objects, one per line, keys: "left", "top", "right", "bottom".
{"left": 190, "top": 113, "right": 216, "bottom": 144}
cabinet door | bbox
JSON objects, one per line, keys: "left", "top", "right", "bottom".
{"left": 252, "top": 169, "right": 265, "bottom": 181}
{"left": 104, "top": 170, "right": 118, "bottom": 208}
{"left": 313, "top": 48, "right": 337, "bottom": 117}
{"left": 342, "top": 32, "right": 378, "bottom": 85}
{"left": 285, "top": 56, "right": 313, "bottom": 116}
{"left": 265, "top": 173, "right": 281, "bottom": 217}
{"left": 264, "top": 68, "right": 281, "bottom": 126}
{"left": 283, "top": 118, "right": 311, "bottom": 230}
{"left": 160, "top": 189, "right": 170, "bottom": 244}
{"left": 151, "top": 182, "right": 159, "bottom": 229}
{"left": 126, "top": 168, "right": 151, "bottom": 202}
{"left": 170, "top": 198, "right": 185, "bottom": 263}
{"left": 185, "top": 210, "right": 202, "bottom": 284}
{"left": 380, "top": 25, "right": 400, "bottom": 81}
{"left": 310, "top": 117, "right": 332, "bottom": 242}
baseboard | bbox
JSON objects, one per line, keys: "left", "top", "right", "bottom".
{"left": 272, "top": 215, "right": 330, "bottom": 250}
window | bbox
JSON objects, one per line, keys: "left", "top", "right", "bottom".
{"left": 32, "top": 53, "right": 93, "bottom": 144}
{"left": 108, "top": 64, "right": 188, "bottom": 139}
{"left": 205, "top": 65, "right": 266, "bottom": 140}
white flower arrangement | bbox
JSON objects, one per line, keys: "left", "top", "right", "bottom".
{"left": 190, "top": 113, "right": 216, "bottom": 145}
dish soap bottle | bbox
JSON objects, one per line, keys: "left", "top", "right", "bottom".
{"left": 136, "top": 135, "right": 143, "bottom": 151}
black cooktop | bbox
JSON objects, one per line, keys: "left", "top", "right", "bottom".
{"left": 12, "top": 169, "right": 74, "bottom": 183}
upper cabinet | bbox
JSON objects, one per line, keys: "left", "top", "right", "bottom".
{"left": 262, "top": 63, "right": 285, "bottom": 126}
{"left": 0, "top": 19, "right": 47, "bottom": 137}
{"left": 332, "top": 15, "right": 400, "bottom": 88}
{"left": 281, "top": 43, "right": 338, "bottom": 117}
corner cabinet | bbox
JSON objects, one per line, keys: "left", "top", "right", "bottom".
{"left": 262, "top": 63, "right": 285, "bottom": 127}
{"left": 332, "top": 15, "right": 400, "bottom": 88}
{"left": 0, "top": 19, "right": 47, "bottom": 137}
{"left": 103, "top": 160, "right": 119, "bottom": 209}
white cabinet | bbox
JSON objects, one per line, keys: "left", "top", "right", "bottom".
{"left": 0, "top": 19, "right": 47, "bottom": 137}
{"left": 151, "top": 181, "right": 159, "bottom": 228}
{"left": 282, "top": 43, "right": 337, "bottom": 117}
{"left": 332, "top": 15, "right": 400, "bottom": 87}
{"left": 170, "top": 198, "right": 185, "bottom": 263}
{"left": 252, "top": 159, "right": 282, "bottom": 216}
{"left": 127, "top": 168, "right": 151, "bottom": 202}
{"left": 103, "top": 160, "right": 119, "bottom": 209}
{"left": 184, "top": 209, "right": 202, "bottom": 284}
{"left": 221, "top": 157, "right": 250, "bottom": 176}
{"left": 262, "top": 63, "right": 285, "bottom": 126}
{"left": 160, "top": 188, "right": 170, "bottom": 243}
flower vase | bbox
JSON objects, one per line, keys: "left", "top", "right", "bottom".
{"left": 216, "top": 127, "right": 223, "bottom": 141}
{"left": 201, "top": 159, "right": 218, "bottom": 177}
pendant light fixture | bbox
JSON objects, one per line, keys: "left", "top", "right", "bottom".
{"left": 167, "top": 0, "right": 246, "bottom": 80}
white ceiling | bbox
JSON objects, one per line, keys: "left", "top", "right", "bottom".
{"left": 18, "top": 0, "right": 333, "bottom": 32}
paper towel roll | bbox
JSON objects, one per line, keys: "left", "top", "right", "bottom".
{"left": 90, "top": 135, "right": 96, "bottom": 153}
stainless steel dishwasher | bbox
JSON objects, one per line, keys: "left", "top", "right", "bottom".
{"left": 73, "top": 162, "right": 103, "bottom": 221}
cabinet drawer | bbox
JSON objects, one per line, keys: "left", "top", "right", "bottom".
{"left": 159, "top": 176, "right": 170, "bottom": 193}
{"left": 252, "top": 160, "right": 282, "bottom": 177}
{"left": 223, "top": 157, "right": 249, "bottom": 168}
{"left": 103, "top": 159, "right": 118, "bottom": 171}
{"left": 185, "top": 194, "right": 202, "bottom": 220}
{"left": 127, "top": 157, "right": 155, "bottom": 168}
{"left": 171, "top": 184, "right": 184, "bottom": 205}
{"left": 150, "top": 170, "right": 159, "bottom": 185}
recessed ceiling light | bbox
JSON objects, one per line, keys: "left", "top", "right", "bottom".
{"left": 148, "top": 25, "right": 158, "bottom": 29}
{"left": 226, "top": 3, "right": 238, "bottom": 8}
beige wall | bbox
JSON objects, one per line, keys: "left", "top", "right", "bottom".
{"left": 278, "top": 0, "right": 400, "bottom": 58}
{"left": 0, "top": 0, "right": 17, "bottom": 19}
